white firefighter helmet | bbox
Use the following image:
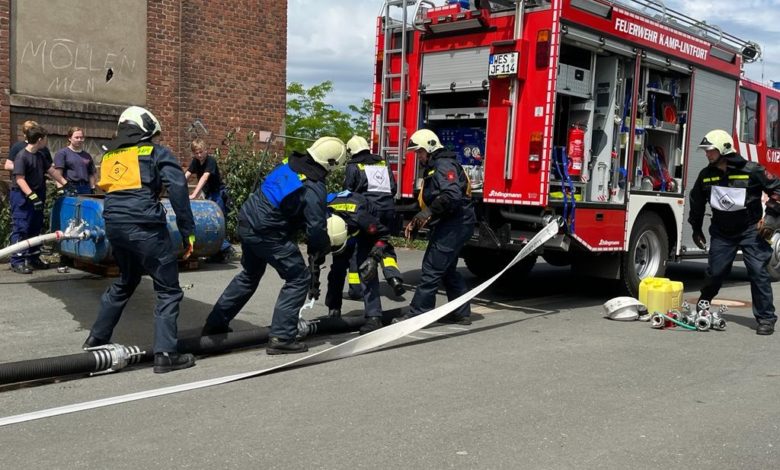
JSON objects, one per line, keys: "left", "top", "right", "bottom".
{"left": 307, "top": 137, "right": 347, "bottom": 172}
{"left": 603, "top": 296, "right": 645, "bottom": 321}
{"left": 698, "top": 129, "right": 735, "bottom": 155}
{"left": 346, "top": 135, "right": 370, "bottom": 157}
{"left": 407, "top": 129, "right": 443, "bottom": 153}
{"left": 119, "top": 106, "right": 162, "bottom": 138}
{"left": 327, "top": 214, "right": 349, "bottom": 255}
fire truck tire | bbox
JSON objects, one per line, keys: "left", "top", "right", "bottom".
{"left": 542, "top": 251, "right": 571, "bottom": 267}
{"left": 463, "top": 247, "right": 537, "bottom": 279}
{"left": 621, "top": 212, "right": 668, "bottom": 296}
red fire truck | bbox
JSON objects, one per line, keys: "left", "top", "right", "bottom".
{"left": 372, "top": 0, "right": 780, "bottom": 295}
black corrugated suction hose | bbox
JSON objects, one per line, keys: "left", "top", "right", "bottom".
{"left": 0, "top": 314, "right": 380, "bottom": 386}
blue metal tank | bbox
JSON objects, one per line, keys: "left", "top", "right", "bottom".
{"left": 51, "top": 196, "right": 225, "bottom": 264}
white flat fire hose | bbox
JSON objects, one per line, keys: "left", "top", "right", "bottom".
{"left": 0, "top": 221, "right": 560, "bottom": 427}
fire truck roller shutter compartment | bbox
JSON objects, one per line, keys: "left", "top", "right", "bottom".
{"left": 420, "top": 48, "right": 490, "bottom": 191}
{"left": 681, "top": 68, "right": 738, "bottom": 253}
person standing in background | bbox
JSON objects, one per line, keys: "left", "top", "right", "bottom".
{"left": 5, "top": 120, "right": 52, "bottom": 173}
{"left": 184, "top": 138, "right": 234, "bottom": 262}
{"left": 54, "top": 127, "right": 96, "bottom": 194}
{"left": 9, "top": 124, "right": 71, "bottom": 274}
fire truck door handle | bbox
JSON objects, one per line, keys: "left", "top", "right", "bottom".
{"left": 502, "top": 99, "right": 512, "bottom": 106}
{"left": 595, "top": 213, "right": 604, "bottom": 221}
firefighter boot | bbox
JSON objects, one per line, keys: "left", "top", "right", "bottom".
{"left": 266, "top": 337, "right": 309, "bottom": 355}
{"left": 757, "top": 322, "right": 775, "bottom": 336}
{"left": 328, "top": 308, "right": 342, "bottom": 319}
{"left": 82, "top": 334, "right": 109, "bottom": 350}
{"left": 153, "top": 352, "right": 196, "bottom": 373}
{"left": 359, "top": 316, "right": 383, "bottom": 335}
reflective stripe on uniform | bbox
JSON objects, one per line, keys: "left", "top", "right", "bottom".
{"left": 382, "top": 256, "right": 398, "bottom": 268}
{"left": 348, "top": 272, "right": 360, "bottom": 285}
{"left": 329, "top": 203, "right": 357, "bottom": 212}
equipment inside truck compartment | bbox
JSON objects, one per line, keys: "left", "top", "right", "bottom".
{"left": 421, "top": 90, "right": 488, "bottom": 190}
{"left": 552, "top": 42, "right": 691, "bottom": 205}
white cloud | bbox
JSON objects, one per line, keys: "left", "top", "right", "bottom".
{"left": 287, "top": 0, "right": 384, "bottom": 110}
{"left": 287, "top": 0, "right": 780, "bottom": 113}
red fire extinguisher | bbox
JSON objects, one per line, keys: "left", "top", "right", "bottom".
{"left": 567, "top": 124, "right": 585, "bottom": 178}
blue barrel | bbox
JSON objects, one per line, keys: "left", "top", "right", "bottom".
{"left": 51, "top": 196, "right": 225, "bottom": 264}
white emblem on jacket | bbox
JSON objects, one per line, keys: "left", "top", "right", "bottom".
{"left": 710, "top": 186, "right": 747, "bottom": 212}
{"left": 364, "top": 165, "right": 392, "bottom": 194}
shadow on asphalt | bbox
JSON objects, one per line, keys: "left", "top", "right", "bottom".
{"left": 25, "top": 273, "right": 257, "bottom": 347}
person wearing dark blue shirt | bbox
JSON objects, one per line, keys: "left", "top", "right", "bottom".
{"left": 9, "top": 124, "right": 69, "bottom": 274}
{"left": 184, "top": 138, "right": 234, "bottom": 261}
{"left": 53, "top": 127, "right": 96, "bottom": 194}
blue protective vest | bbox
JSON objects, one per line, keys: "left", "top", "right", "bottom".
{"left": 261, "top": 163, "right": 306, "bottom": 208}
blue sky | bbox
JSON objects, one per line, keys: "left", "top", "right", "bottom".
{"left": 286, "top": 0, "right": 780, "bottom": 111}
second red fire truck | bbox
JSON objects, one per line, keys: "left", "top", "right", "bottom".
{"left": 372, "top": 0, "right": 780, "bottom": 295}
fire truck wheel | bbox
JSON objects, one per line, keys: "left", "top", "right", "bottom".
{"left": 621, "top": 212, "right": 668, "bottom": 297}
{"left": 463, "top": 247, "right": 537, "bottom": 279}
{"left": 542, "top": 251, "right": 571, "bottom": 267}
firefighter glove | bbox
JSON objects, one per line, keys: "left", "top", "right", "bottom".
{"left": 308, "top": 269, "right": 321, "bottom": 300}
{"left": 404, "top": 208, "right": 432, "bottom": 239}
{"left": 692, "top": 230, "right": 706, "bottom": 250}
{"left": 183, "top": 234, "right": 196, "bottom": 260}
{"left": 359, "top": 256, "right": 379, "bottom": 283}
{"left": 308, "top": 252, "right": 326, "bottom": 268}
{"left": 759, "top": 214, "right": 780, "bottom": 240}
{"left": 27, "top": 193, "right": 43, "bottom": 211}
{"left": 56, "top": 183, "right": 77, "bottom": 197}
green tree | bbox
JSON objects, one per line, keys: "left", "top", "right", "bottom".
{"left": 285, "top": 81, "right": 370, "bottom": 154}
{"left": 348, "top": 98, "right": 373, "bottom": 141}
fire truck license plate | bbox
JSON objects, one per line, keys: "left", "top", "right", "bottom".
{"left": 488, "top": 52, "right": 518, "bottom": 77}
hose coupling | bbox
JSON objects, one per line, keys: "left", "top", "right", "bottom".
{"left": 650, "top": 314, "right": 665, "bottom": 329}
{"left": 85, "top": 344, "right": 146, "bottom": 375}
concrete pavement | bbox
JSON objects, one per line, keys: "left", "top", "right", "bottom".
{"left": 0, "top": 248, "right": 779, "bottom": 469}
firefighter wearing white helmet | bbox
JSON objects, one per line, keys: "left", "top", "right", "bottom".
{"left": 324, "top": 190, "right": 393, "bottom": 334}
{"left": 689, "top": 128, "right": 780, "bottom": 335}
{"left": 202, "top": 136, "right": 346, "bottom": 354}
{"left": 307, "top": 136, "right": 347, "bottom": 172}
{"left": 85, "top": 106, "right": 196, "bottom": 373}
{"left": 393, "top": 128, "right": 476, "bottom": 325}
{"left": 343, "top": 135, "right": 404, "bottom": 298}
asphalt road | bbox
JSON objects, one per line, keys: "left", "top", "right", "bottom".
{"left": 0, "top": 247, "right": 779, "bottom": 469}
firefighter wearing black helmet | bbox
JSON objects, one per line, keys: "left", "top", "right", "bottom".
{"left": 689, "top": 129, "right": 780, "bottom": 335}
{"left": 393, "top": 129, "right": 477, "bottom": 325}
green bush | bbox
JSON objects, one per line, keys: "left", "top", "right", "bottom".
{"left": 215, "top": 131, "right": 353, "bottom": 243}
{"left": 215, "top": 130, "right": 280, "bottom": 242}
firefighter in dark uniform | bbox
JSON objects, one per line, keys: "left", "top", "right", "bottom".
{"left": 82, "top": 106, "right": 197, "bottom": 373}
{"left": 394, "top": 129, "right": 477, "bottom": 325}
{"left": 343, "top": 135, "right": 405, "bottom": 298}
{"left": 324, "top": 190, "right": 392, "bottom": 335}
{"left": 689, "top": 129, "right": 780, "bottom": 335}
{"left": 202, "top": 137, "right": 347, "bottom": 354}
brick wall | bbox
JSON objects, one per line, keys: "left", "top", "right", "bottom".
{"left": 0, "top": 0, "right": 287, "bottom": 168}
{"left": 0, "top": 2, "right": 9, "bottom": 160}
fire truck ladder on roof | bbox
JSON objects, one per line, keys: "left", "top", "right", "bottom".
{"left": 613, "top": 0, "right": 761, "bottom": 62}
{"left": 379, "top": 0, "right": 430, "bottom": 197}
